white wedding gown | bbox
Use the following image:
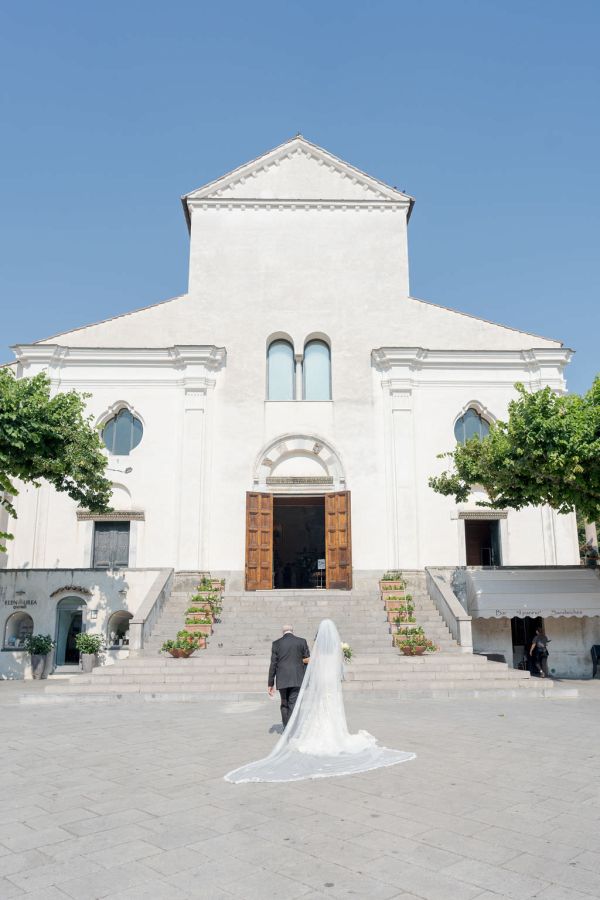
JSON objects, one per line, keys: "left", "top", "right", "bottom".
{"left": 224, "top": 619, "right": 415, "bottom": 783}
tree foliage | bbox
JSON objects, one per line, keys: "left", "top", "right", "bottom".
{"left": 429, "top": 377, "right": 600, "bottom": 521}
{"left": 0, "top": 369, "right": 112, "bottom": 551}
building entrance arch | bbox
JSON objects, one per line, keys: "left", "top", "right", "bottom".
{"left": 247, "top": 434, "right": 351, "bottom": 591}
{"left": 55, "top": 596, "right": 87, "bottom": 665}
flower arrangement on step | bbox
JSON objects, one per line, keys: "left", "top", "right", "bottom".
{"left": 183, "top": 616, "right": 213, "bottom": 636}
{"left": 390, "top": 602, "right": 416, "bottom": 625}
{"left": 195, "top": 575, "right": 224, "bottom": 596}
{"left": 393, "top": 626, "right": 438, "bottom": 656}
{"left": 384, "top": 592, "right": 412, "bottom": 611}
{"left": 380, "top": 570, "right": 407, "bottom": 592}
{"left": 188, "top": 591, "right": 222, "bottom": 621}
{"left": 161, "top": 629, "right": 206, "bottom": 658}
{"left": 341, "top": 642, "right": 353, "bottom": 662}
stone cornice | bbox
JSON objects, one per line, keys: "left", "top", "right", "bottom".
{"left": 12, "top": 344, "right": 227, "bottom": 371}
{"left": 188, "top": 198, "right": 409, "bottom": 214}
{"left": 372, "top": 347, "right": 573, "bottom": 373}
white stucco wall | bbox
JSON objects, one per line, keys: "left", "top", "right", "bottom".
{"left": 3, "top": 137, "right": 579, "bottom": 579}
{"left": 0, "top": 569, "right": 161, "bottom": 679}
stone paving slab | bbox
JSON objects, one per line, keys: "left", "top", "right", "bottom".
{"left": 0, "top": 682, "right": 599, "bottom": 898}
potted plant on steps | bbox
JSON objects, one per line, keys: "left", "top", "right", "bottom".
{"left": 394, "top": 627, "right": 439, "bottom": 656}
{"left": 74, "top": 633, "right": 104, "bottom": 673}
{"left": 384, "top": 592, "right": 413, "bottom": 612}
{"left": 379, "top": 571, "right": 407, "bottom": 593}
{"left": 161, "top": 630, "right": 206, "bottom": 658}
{"left": 183, "top": 617, "right": 213, "bottom": 636}
{"left": 24, "top": 634, "right": 55, "bottom": 679}
{"left": 186, "top": 605, "right": 213, "bottom": 622}
{"left": 387, "top": 598, "right": 415, "bottom": 623}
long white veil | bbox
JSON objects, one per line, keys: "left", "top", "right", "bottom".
{"left": 225, "top": 619, "right": 415, "bottom": 783}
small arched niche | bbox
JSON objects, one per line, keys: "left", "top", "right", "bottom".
{"left": 110, "top": 484, "right": 132, "bottom": 511}
{"left": 107, "top": 611, "right": 133, "bottom": 648}
{"left": 4, "top": 611, "right": 33, "bottom": 650}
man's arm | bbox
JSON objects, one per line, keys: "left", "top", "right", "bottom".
{"left": 302, "top": 639, "right": 310, "bottom": 664}
{"left": 268, "top": 642, "right": 278, "bottom": 695}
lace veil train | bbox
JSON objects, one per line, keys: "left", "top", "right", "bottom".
{"left": 224, "top": 618, "right": 415, "bottom": 783}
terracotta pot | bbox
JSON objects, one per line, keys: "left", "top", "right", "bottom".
{"left": 183, "top": 623, "right": 212, "bottom": 635}
{"left": 380, "top": 581, "right": 406, "bottom": 591}
{"left": 384, "top": 596, "right": 407, "bottom": 609}
{"left": 186, "top": 612, "right": 213, "bottom": 623}
{"left": 400, "top": 645, "right": 426, "bottom": 656}
{"left": 387, "top": 611, "right": 412, "bottom": 623}
{"left": 168, "top": 649, "right": 194, "bottom": 658}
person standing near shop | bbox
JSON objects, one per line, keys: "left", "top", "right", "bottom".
{"left": 530, "top": 626, "right": 551, "bottom": 677}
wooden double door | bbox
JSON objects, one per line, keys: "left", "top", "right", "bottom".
{"left": 245, "top": 491, "right": 352, "bottom": 590}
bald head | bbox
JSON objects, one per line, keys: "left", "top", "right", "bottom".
{"left": 282, "top": 625, "right": 293, "bottom": 635}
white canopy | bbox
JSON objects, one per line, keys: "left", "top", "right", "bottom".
{"left": 466, "top": 568, "right": 600, "bottom": 619}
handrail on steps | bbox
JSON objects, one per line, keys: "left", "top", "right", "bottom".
{"left": 425, "top": 567, "right": 473, "bottom": 652}
{"left": 128, "top": 568, "right": 174, "bottom": 655}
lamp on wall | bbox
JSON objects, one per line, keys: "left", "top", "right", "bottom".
{"left": 107, "top": 466, "right": 133, "bottom": 474}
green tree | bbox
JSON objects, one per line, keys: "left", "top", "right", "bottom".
{"left": 1, "top": 369, "right": 112, "bottom": 552}
{"left": 429, "top": 377, "right": 600, "bottom": 521}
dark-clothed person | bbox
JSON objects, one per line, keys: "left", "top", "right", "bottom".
{"left": 268, "top": 627, "right": 310, "bottom": 727}
{"left": 530, "top": 627, "right": 551, "bottom": 677}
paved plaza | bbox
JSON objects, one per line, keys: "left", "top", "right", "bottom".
{"left": 0, "top": 685, "right": 599, "bottom": 900}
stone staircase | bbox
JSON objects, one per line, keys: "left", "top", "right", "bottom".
{"left": 38, "top": 570, "right": 568, "bottom": 701}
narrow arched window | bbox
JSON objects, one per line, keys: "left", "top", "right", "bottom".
{"left": 267, "top": 340, "right": 295, "bottom": 400}
{"left": 303, "top": 340, "right": 331, "bottom": 400}
{"left": 454, "top": 408, "right": 491, "bottom": 444}
{"left": 102, "top": 409, "right": 143, "bottom": 455}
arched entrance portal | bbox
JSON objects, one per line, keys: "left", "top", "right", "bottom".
{"left": 55, "top": 597, "right": 87, "bottom": 665}
{"left": 246, "top": 435, "right": 352, "bottom": 591}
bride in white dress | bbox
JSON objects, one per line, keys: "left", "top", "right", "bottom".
{"left": 225, "top": 618, "right": 415, "bottom": 783}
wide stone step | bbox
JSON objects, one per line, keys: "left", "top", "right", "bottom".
{"left": 89, "top": 660, "right": 512, "bottom": 678}
{"left": 40, "top": 678, "right": 556, "bottom": 696}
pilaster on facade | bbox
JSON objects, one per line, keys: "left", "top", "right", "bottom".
{"left": 380, "top": 379, "right": 419, "bottom": 569}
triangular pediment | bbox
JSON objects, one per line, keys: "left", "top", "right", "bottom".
{"left": 183, "top": 136, "right": 413, "bottom": 205}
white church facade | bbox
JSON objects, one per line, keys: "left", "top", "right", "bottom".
{"left": 1, "top": 136, "right": 587, "bottom": 679}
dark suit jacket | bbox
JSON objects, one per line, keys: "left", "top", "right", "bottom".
{"left": 268, "top": 633, "right": 310, "bottom": 690}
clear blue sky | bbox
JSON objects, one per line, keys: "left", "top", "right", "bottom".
{"left": 1, "top": 1, "right": 598, "bottom": 393}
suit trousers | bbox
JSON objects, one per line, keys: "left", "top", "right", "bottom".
{"left": 278, "top": 686, "right": 300, "bottom": 727}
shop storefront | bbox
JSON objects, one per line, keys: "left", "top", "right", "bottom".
{"left": 467, "top": 568, "right": 600, "bottom": 678}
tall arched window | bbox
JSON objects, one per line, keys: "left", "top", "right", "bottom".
{"left": 102, "top": 408, "right": 143, "bottom": 455}
{"left": 303, "top": 340, "right": 331, "bottom": 400}
{"left": 267, "top": 340, "right": 295, "bottom": 400}
{"left": 454, "top": 408, "right": 491, "bottom": 444}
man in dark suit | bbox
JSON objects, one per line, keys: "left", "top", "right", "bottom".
{"left": 268, "top": 626, "right": 310, "bottom": 727}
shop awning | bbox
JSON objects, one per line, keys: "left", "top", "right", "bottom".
{"left": 466, "top": 568, "right": 600, "bottom": 619}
